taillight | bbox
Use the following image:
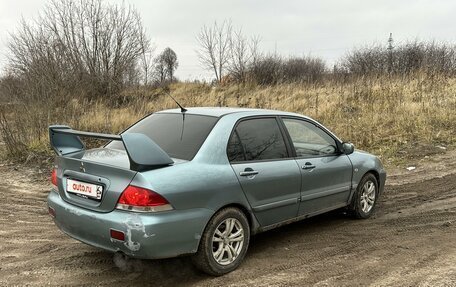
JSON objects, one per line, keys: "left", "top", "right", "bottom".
{"left": 110, "top": 229, "right": 125, "bottom": 241}
{"left": 51, "top": 168, "right": 58, "bottom": 187}
{"left": 116, "top": 185, "right": 173, "bottom": 212}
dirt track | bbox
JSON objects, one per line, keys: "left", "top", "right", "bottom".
{"left": 0, "top": 154, "right": 455, "bottom": 286}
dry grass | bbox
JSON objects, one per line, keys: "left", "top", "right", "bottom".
{"left": 1, "top": 73, "right": 455, "bottom": 167}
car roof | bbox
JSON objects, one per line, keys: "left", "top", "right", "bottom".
{"left": 156, "top": 107, "right": 303, "bottom": 118}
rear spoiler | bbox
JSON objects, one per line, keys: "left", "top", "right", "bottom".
{"left": 49, "top": 125, "right": 173, "bottom": 172}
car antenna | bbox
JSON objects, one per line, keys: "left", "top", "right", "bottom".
{"left": 166, "top": 90, "right": 187, "bottom": 113}
{"left": 164, "top": 88, "right": 187, "bottom": 140}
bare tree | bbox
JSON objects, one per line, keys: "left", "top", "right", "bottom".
{"left": 161, "top": 47, "right": 178, "bottom": 81}
{"left": 249, "top": 35, "right": 262, "bottom": 71}
{"left": 197, "top": 20, "right": 232, "bottom": 83}
{"left": 154, "top": 56, "right": 166, "bottom": 84}
{"left": 7, "top": 0, "right": 151, "bottom": 98}
{"left": 154, "top": 47, "right": 178, "bottom": 84}
{"left": 139, "top": 35, "right": 155, "bottom": 85}
{"left": 227, "top": 29, "right": 250, "bottom": 82}
{"left": 1, "top": 0, "right": 152, "bottom": 158}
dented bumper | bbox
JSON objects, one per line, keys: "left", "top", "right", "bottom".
{"left": 47, "top": 191, "right": 213, "bottom": 259}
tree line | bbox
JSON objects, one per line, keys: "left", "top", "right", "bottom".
{"left": 2, "top": 0, "right": 178, "bottom": 105}
{"left": 197, "top": 22, "right": 456, "bottom": 85}
{"left": 2, "top": 0, "right": 456, "bottom": 106}
{"left": 196, "top": 20, "right": 326, "bottom": 85}
{"left": 337, "top": 41, "right": 456, "bottom": 76}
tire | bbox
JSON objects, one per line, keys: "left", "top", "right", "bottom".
{"left": 191, "top": 207, "right": 250, "bottom": 276}
{"left": 349, "top": 173, "right": 379, "bottom": 219}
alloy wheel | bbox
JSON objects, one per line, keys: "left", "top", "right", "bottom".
{"left": 360, "top": 180, "right": 376, "bottom": 213}
{"left": 211, "top": 218, "right": 245, "bottom": 265}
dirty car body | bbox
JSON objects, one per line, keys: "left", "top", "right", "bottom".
{"left": 47, "top": 107, "right": 386, "bottom": 274}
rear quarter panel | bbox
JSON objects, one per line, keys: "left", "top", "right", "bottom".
{"left": 138, "top": 162, "right": 249, "bottom": 212}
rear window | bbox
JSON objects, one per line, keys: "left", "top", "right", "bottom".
{"left": 107, "top": 113, "right": 218, "bottom": 160}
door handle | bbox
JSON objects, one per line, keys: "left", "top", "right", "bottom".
{"left": 239, "top": 168, "right": 259, "bottom": 177}
{"left": 302, "top": 162, "right": 316, "bottom": 170}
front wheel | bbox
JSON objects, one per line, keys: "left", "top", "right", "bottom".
{"left": 191, "top": 207, "right": 250, "bottom": 276}
{"left": 349, "top": 173, "right": 379, "bottom": 219}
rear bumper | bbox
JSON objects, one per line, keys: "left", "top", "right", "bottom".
{"left": 47, "top": 191, "right": 213, "bottom": 259}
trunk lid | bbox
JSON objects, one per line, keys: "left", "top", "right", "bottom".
{"left": 49, "top": 125, "right": 176, "bottom": 212}
{"left": 55, "top": 148, "right": 137, "bottom": 212}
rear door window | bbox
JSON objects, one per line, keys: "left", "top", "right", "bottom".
{"left": 227, "top": 118, "right": 288, "bottom": 161}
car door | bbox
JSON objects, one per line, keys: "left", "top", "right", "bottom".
{"left": 227, "top": 117, "right": 301, "bottom": 227}
{"left": 281, "top": 117, "right": 353, "bottom": 216}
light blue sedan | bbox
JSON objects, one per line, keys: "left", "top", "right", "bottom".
{"left": 47, "top": 107, "right": 386, "bottom": 275}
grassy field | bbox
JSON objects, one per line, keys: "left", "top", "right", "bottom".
{"left": 1, "top": 73, "right": 455, "bottom": 167}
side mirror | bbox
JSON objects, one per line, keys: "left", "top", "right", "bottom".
{"left": 342, "top": 142, "right": 354, "bottom": 155}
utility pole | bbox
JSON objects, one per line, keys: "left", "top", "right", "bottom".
{"left": 388, "top": 33, "right": 394, "bottom": 74}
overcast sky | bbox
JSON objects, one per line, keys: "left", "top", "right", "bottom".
{"left": 1, "top": 0, "right": 456, "bottom": 80}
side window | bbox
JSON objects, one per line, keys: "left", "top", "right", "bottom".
{"left": 283, "top": 118, "right": 338, "bottom": 157}
{"left": 227, "top": 118, "right": 288, "bottom": 162}
{"left": 227, "top": 131, "right": 245, "bottom": 162}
